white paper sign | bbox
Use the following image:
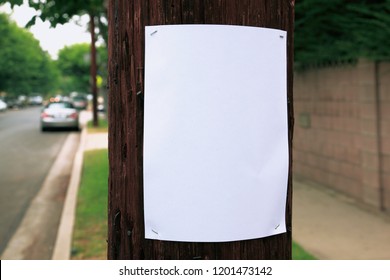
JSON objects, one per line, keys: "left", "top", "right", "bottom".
{"left": 144, "top": 24, "right": 288, "bottom": 242}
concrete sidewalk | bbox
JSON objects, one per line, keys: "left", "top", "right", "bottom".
{"left": 52, "top": 112, "right": 390, "bottom": 259}
{"left": 293, "top": 179, "right": 390, "bottom": 259}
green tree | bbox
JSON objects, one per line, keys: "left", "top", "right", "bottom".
{"left": 0, "top": 13, "right": 58, "bottom": 97}
{"left": 24, "top": 0, "right": 107, "bottom": 126}
{"left": 25, "top": 0, "right": 107, "bottom": 43}
{"left": 56, "top": 43, "right": 107, "bottom": 95}
{"left": 57, "top": 44, "right": 91, "bottom": 94}
{"left": 295, "top": 0, "right": 390, "bottom": 68}
{"left": 0, "top": 0, "right": 23, "bottom": 7}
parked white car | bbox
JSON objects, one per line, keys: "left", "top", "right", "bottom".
{"left": 40, "top": 101, "right": 79, "bottom": 131}
{"left": 0, "top": 100, "right": 8, "bottom": 112}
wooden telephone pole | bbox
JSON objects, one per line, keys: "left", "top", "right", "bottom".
{"left": 107, "top": 0, "right": 294, "bottom": 259}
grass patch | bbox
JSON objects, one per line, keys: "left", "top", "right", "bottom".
{"left": 71, "top": 148, "right": 316, "bottom": 260}
{"left": 71, "top": 149, "right": 108, "bottom": 260}
{"left": 87, "top": 116, "right": 108, "bottom": 133}
{"left": 292, "top": 241, "right": 316, "bottom": 260}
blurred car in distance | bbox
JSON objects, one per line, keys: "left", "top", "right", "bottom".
{"left": 72, "top": 96, "right": 88, "bottom": 110}
{"left": 0, "top": 99, "right": 7, "bottom": 111}
{"left": 28, "top": 95, "right": 43, "bottom": 106}
{"left": 49, "top": 96, "right": 62, "bottom": 103}
{"left": 3, "top": 98, "right": 17, "bottom": 109}
{"left": 40, "top": 101, "right": 79, "bottom": 131}
{"left": 3, "top": 96, "right": 24, "bottom": 109}
{"left": 18, "top": 95, "right": 28, "bottom": 107}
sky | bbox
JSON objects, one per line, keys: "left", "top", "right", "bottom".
{"left": 0, "top": 1, "right": 91, "bottom": 59}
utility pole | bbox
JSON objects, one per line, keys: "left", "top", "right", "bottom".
{"left": 107, "top": 0, "right": 294, "bottom": 259}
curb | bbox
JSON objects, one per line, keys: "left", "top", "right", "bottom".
{"left": 51, "top": 126, "right": 87, "bottom": 260}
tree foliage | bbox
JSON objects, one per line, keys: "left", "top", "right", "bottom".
{"left": 56, "top": 43, "right": 107, "bottom": 95}
{"left": 56, "top": 44, "right": 90, "bottom": 94}
{"left": 0, "top": 13, "right": 58, "bottom": 97}
{"left": 4, "top": 0, "right": 388, "bottom": 74}
{"left": 295, "top": 0, "right": 390, "bottom": 68}
{"left": 25, "top": 0, "right": 107, "bottom": 43}
{"left": 0, "top": 0, "right": 22, "bottom": 7}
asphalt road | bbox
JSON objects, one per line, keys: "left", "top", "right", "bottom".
{"left": 0, "top": 107, "right": 79, "bottom": 257}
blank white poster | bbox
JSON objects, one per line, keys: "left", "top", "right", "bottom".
{"left": 144, "top": 24, "right": 288, "bottom": 242}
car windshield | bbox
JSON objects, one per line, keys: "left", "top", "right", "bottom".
{"left": 46, "top": 102, "right": 74, "bottom": 109}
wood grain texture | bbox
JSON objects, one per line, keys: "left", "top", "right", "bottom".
{"left": 107, "top": 0, "right": 295, "bottom": 259}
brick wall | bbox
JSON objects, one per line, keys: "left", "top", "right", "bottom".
{"left": 294, "top": 60, "right": 390, "bottom": 211}
{"left": 379, "top": 62, "right": 390, "bottom": 211}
